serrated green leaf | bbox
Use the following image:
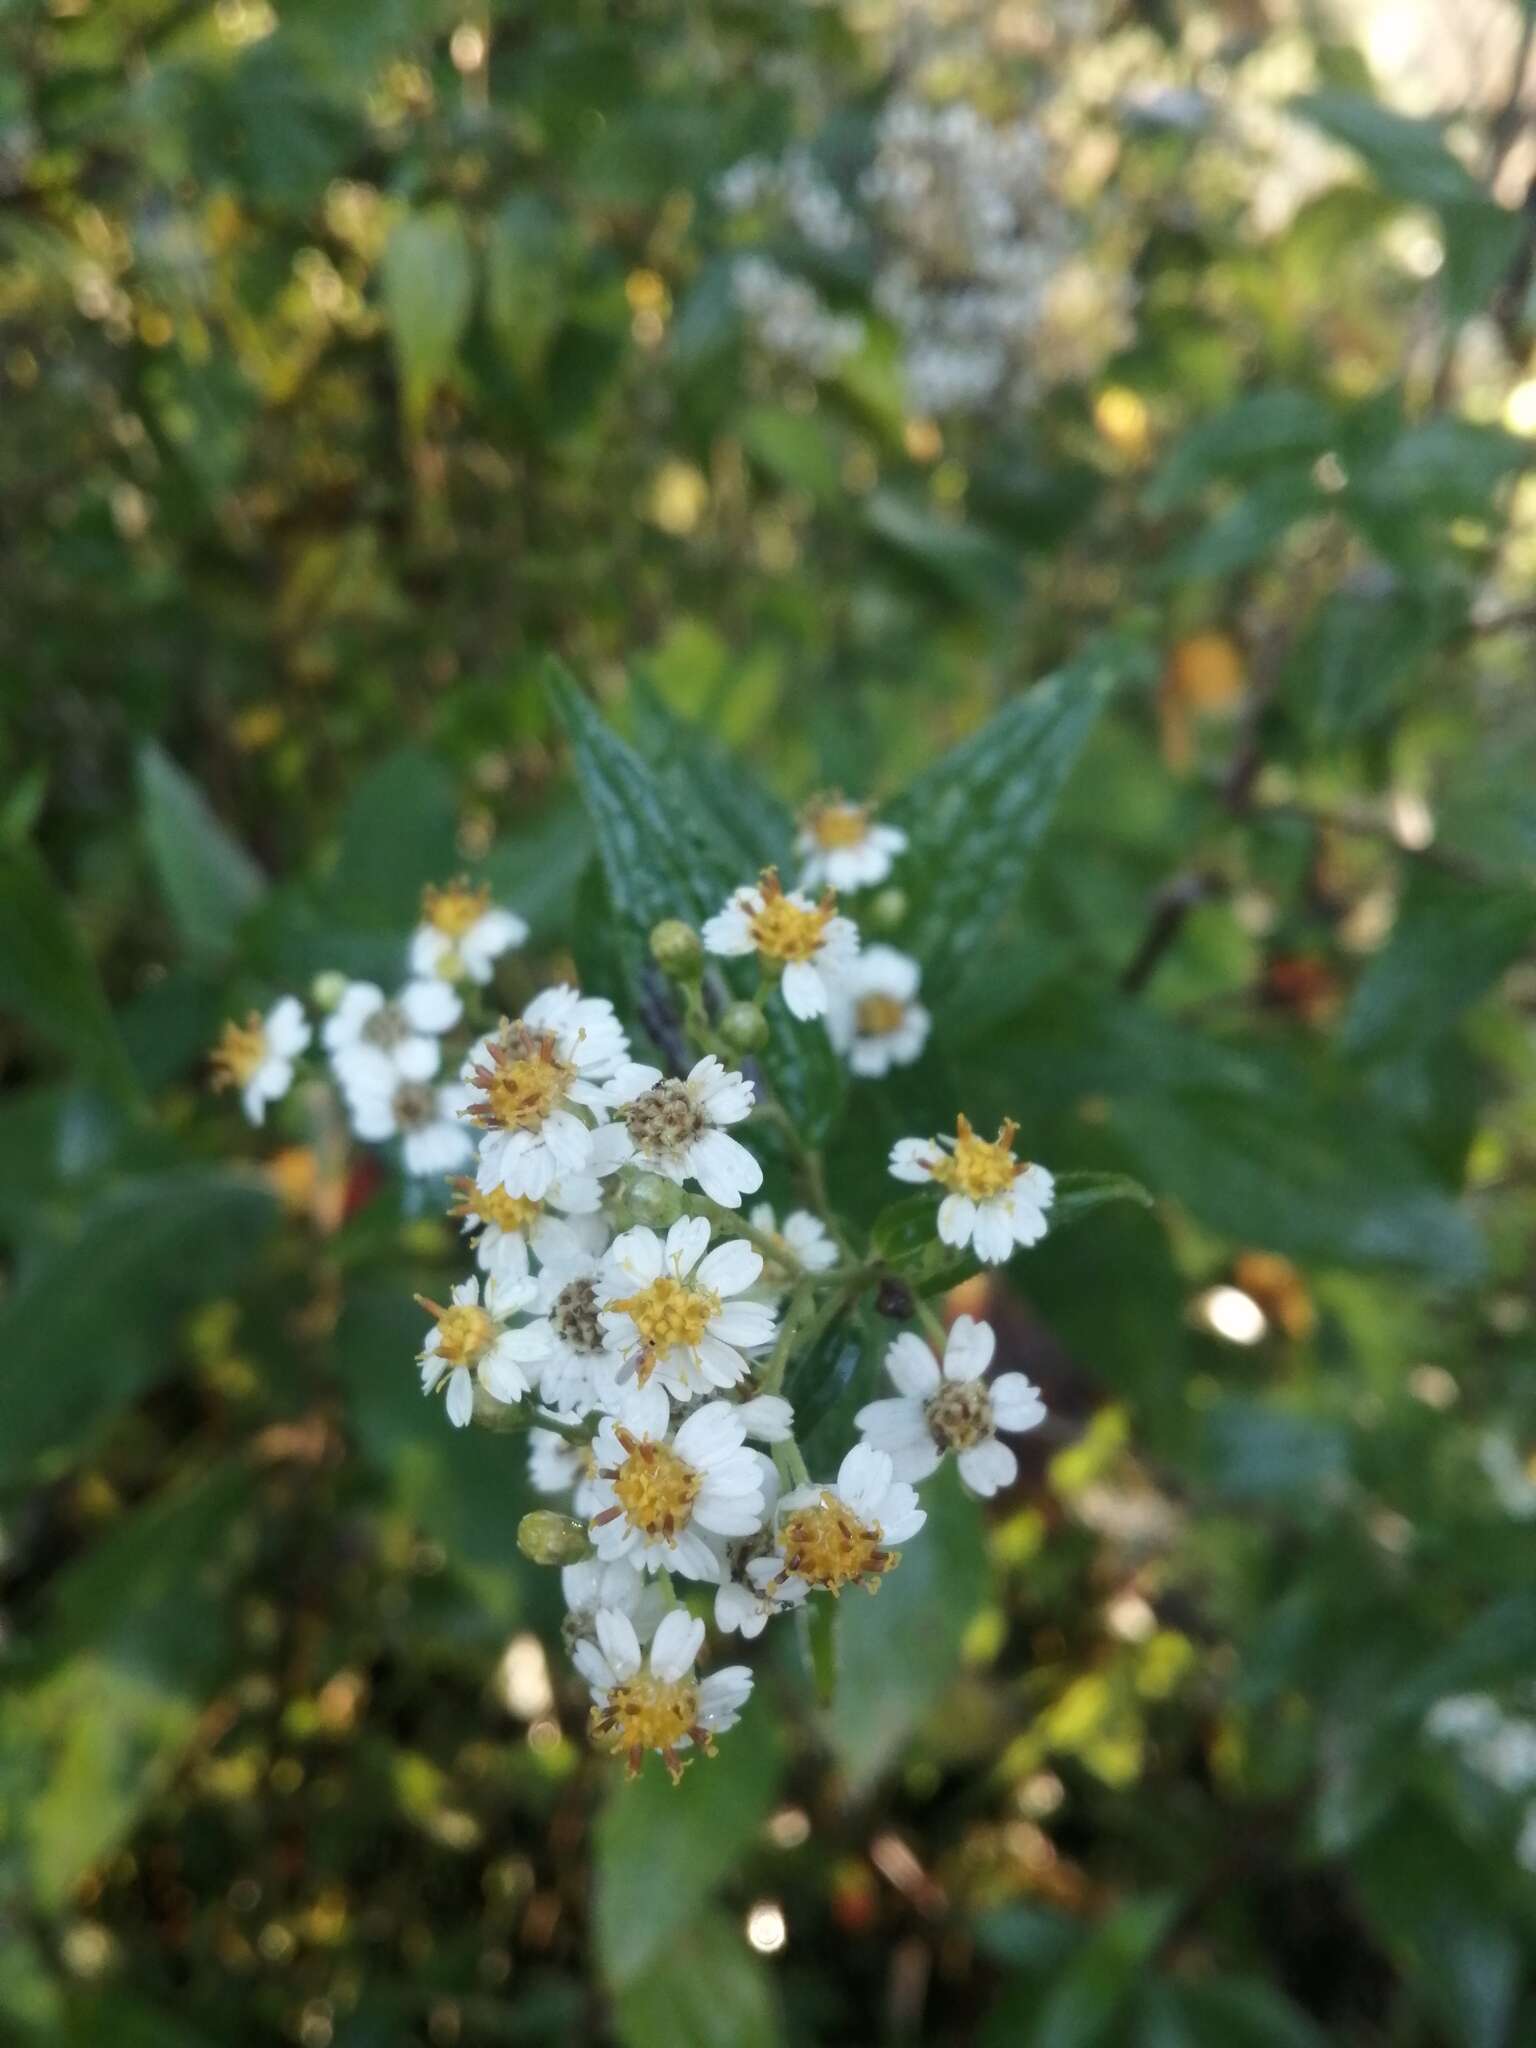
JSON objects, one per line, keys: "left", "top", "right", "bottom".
{"left": 136, "top": 742, "right": 265, "bottom": 963}
{"left": 887, "top": 648, "right": 1128, "bottom": 1000}
{"left": 0, "top": 847, "right": 142, "bottom": 1109}
{"left": 595, "top": 1688, "right": 783, "bottom": 1987}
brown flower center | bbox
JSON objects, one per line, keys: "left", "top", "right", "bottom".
{"left": 391, "top": 1080, "right": 437, "bottom": 1131}
{"left": 925, "top": 1379, "right": 994, "bottom": 1452}
{"left": 855, "top": 993, "right": 908, "bottom": 1037}
{"left": 552, "top": 1276, "right": 605, "bottom": 1354}
{"left": 466, "top": 1022, "right": 575, "bottom": 1132}
{"left": 621, "top": 1078, "right": 706, "bottom": 1160}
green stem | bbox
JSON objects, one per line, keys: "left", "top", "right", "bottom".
{"left": 693, "top": 1194, "right": 806, "bottom": 1277}
{"left": 913, "top": 1294, "right": 948, "bottom": 1347}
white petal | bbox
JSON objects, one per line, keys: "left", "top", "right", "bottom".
{"left": 957, "top": 1436, "right": 1017, "bottom": 1498}
{"left": 971, "top": 1201, "right": 1016, "bottom": 1265}
{"left": 701, "top": 902, "right": 756, "bottom": 956}
{"left": 595, "top": 1607, "right": 643, "bottom": 1682}
{"left": 688, "top": 1129, "right": 764, "bottom": 1207}
{"left": 445, "top": 1367, "right": 475, "bottom": 1428}
{"left": 936, "top": 1193, "right": 977, "bottom": 1248}
{"left": 665, "top": 1214, "right": 711, "bottom": 1277}
{"left": 780, "top": 959, "right": 827, "bottom": 1020}
{"left": 735, "top": 1395, "right": 793, "bottom": 1443}
{"left": 696, "top": 1238, "right": 762, "bottom": 1297}
{"left": 944, "top": 1315, "right": 996, "bottom": 1381}
{"left": 884, "top": 1332, "right": 941, "bottom": 1398}
{"left": 889, "top": 1137, "right": 940, "bottom": 1184}
{"left": 837, "top": 1443, "right": 894, "bottom": 1520}
{"left": 571, "top": 1639, "right": 615, "bottom": 1692}
{"left": 400, "top": 978, "right": 462, "bottom": 1032}
{"left": 697, "top": 1667, "right": 753, "bottom": 1731}
{"left": 708, "top": 1300, "right": 777, "bottom": 1351}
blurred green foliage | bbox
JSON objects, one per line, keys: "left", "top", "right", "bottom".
{"left": 3, "top": 1, "right": 1536, "bottom": 2043}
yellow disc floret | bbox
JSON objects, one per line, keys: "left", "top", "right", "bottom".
{"left": 605, "top": 1275, "right": 720, "bottom": 1383}
{"left": 465, "top": 1022, "right": 575, "bottom": 1131}
{"left": 603, "top": 1429, "right": 703, "bottom": 1540}
{"left": 804, "top": 794, "right": 870, "bottom": 850}
{"left": 855, "top": 992, "right": 908, "bottom": 1037}
{"left": 449, "top": 1178, "right": 543, "bottom": 1234}
{"left": 748, "top": 867, "right": 837, "bottom": 963}
{"left": 590, "top": 1674, "right": 708, "bottom": 1782}
{"left": 929, "top": 1115, "right": 1023, "bottom": 1201}
{"left": 777, "top": 1492, "right": 898, "bottom": 1595}
{"left": 210, "top": 1012, "right": 268, "bottom": 1090}
{"left": 415, "top": 1295, "right": 495, "bottom": 1368}
{"left": 421, "top": 877, "right": 491, "bottom": 939}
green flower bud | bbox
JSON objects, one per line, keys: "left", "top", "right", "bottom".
{"left": 649, "top": 918, "right": 703, "bottom": 979}
{"left": 868, "top": 886, "right": 908, "bottom": 933}
{"left": 517, "top": 1511, "right": 593, "bottom": 1567}
{"left": 311, "top": 969, "right": 349, "bottom": 1012}
{"left": 624, "top": 1172, "right": 687, "bottom": 1226}
{"left": 718, "top": 1000, "right": 769, "bottom": 1054}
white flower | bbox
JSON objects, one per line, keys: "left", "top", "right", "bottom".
{"left": 341, "top": 1050, "right": 473, "bottom": 1177}
{"left": 410, "top": 878, "right": 528, "bottom": 985}
{"left": 795, "top": 794, "right": 907, "bottom": 893}
{"left": 528, "top": 1428, "right": 605, "bottom": 1515}
{"left": 745, "top": 1203, "right": 838, "bottom": 1299}
{"left": 587, "top": 1385, "right": 767, "bottom": 1582}
{"left": 468, "top": 988, "right": 629, "bottom": 1201}
{"left": 856, "top": 1315, "right": 1044, "bottom": 1497}
{"left": 499, "top": 1216, "right": 616, "bottom": 1417}
{"left": 734, "top": 1395, "right": 795, "bottom": 1443}
{"left": 828, "top": 946, "right": 931, "bottom": 1078}
{"left": 322, "top": 977, "right": 461, "bottom": 1085}
{"left": 560, "top": 1557, "right": 669, "bottom": 1646}
{"left": 417, "top": 1273, "right": 539, "bottom": 1427}
{"left": 211, "top": 996, "right": 311, "bottom": 1125}
{"left": 713, "top": 1454, "right": 806, "bottom": 1640}
{"left": 889, "top": 1114, "right": 1054, "bottom": 1264}
{"left": 574, "top": 1605, "right": 753, "bottom": 1780}
{"left": 598, "top": 1216, "right": 777, "bottom": 1403}
{"left": 602, "top": 1056, "right": 764, "bottom": 1208}
{"left": 752, "top": 1443, "right": 925, "bottom": 1599}
{"left": 702, "top": 867, "right": 859, "bottom": 1022}
{"left": 450, "top": 1177, "right": 608, "bottom": 1291}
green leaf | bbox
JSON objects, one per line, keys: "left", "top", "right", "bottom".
{"left": 381, "top": 204, "right": 475, "bottom": 427}
{"left": 0, "top": 1460, "right": 254, "bottom": 1910}
{"left": 982, "top": 1895, "right": 1177, "bottom": 2048}
{"left": 1292, "top": 91, "right": 1488, "bottom": 210}
{"left": 1160, "top": 473, "right": 1319, "bottom": 581}
{"left": 1146, "top": 392, "right": 1337, "bottom": 512}
{"left": 0, "top": 1167, "right": 276, "bottom": 1485}
{"left": 1283, "top": 579, "right": 1444, "bottom": 739}
{"left": 1136, "top": 1977, "right": 1327, "bottom": 2048}
{"left": 548, "top": 661, "right": 844, "bottom": 1141}
{"left": 739, "top": 403, "right": 843, "bottom": 503}
{"left": 826, "top": 1461, "right": 990, "bottom": 1792}
{"left": 1341, "top": 868, "right": 1536, "bottom": 1063}
{"left": 323, "top": 746, "right": 460, "bottom": 930}
{"left": 0, "top": 847, "right": 142, "bottom": 1109}
{"left": 136, "top": 742, "right": 266, "bottom": 963}
{"left": 887, "top": 648, "right": 1128, "bottom": 1000}
{"left": 628, "top": 671, "right": 794, "bottom": 875}
{"left": 863, "top": 488, "right": 1018, "bottom": 606}
{"left": 595, "top": 1687, "right": 784, "bottom": 1986}
{"left": 484, "top": 193, "right": 567, "bottom": 377}
{"left": 610, "top": 1910, "right": 782, "bottom": 2048}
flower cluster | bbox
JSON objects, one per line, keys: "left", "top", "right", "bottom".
{"left": 213, "top": 809, "right": 1060, "bottom": 1783}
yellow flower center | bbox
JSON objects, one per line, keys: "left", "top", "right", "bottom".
{"left": 928, "top": 1115, "right": 1022, "bottom": 1202}
{"left": 607, "top": 1429, "right": 703, "bottom": 1539}
{"left": 855, "top": 993, "right": 908, "bottom": 1037}
{"left": 466, "top": 1023, "right": 575, "bottom": 1132}
{"left": 422, "top": 877, "right": 491, "bottom": 939}
{"left": 451, "top": 1178, "right": 543, "bottom": 1233}
{"left": 747, "top": 867, "right": 837, "bottom": 964}
{"left": 590, "top": 1675, "right": 706, "bottom": 1781}
{"left": 806, "top": 797, "right": 870, "bottom": 850}
{"left": 210, "top": 1012, "right": 268, "bottom": 1089}
{"left": 777, "top": 1493, "right": 898, "bottom": 1595}
{"left": 606, "top": 1275, "right": 719, "bottom": 1382}
{"left": 417, "top": 1296, "right": 496, "bottom": 1369}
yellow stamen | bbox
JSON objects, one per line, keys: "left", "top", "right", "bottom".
{"left": 421, "top": 877, "right": 491, "bottom": 939}
{"left": 449, "top": 1177, "right": 543, "bottom": 1233}
{"left": 465, "top": 1022, "right": 575, "bottom": 1131}
{"left": 855, "top": 993, "right": 907, "bottom": 1037}
{"left": 590, "top": 1676, "right": 709, "bottom": 1782}
{"left": 416, "top": 1294, "right": 495, "bottom": 1369}
{"left": 777, "top": 1492, "right": 897, "bottom": 1595}
{"left": 606, "top": 1428, "right": 702, "bottom": 1539}
{"left": 748, "top": 867, "right": 836, "bottom": 964}
{"left": 210, "top": 1011, "right": 268, "bottom": 1090}
{"left": 928, "top": 1115, "right": 1023, "bottom": 1202}
{"left": 804, "top": 794, "right": 870, "bottom": 851}
{"left": 605, "top": 1275, "right": 719, "bottom": 1383}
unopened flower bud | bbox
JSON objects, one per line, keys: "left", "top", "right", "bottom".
{"left": 625, "top": 1172, "right": 687, "bottom": 1226}
{"left": 649, "top": 918, "right": 703, "bottom": 979}
{"left": 718, "top": 1000, "right": 769, "bottom": 1054}
{"left": 517, "top": 1511, "right": 592, "bottom": 1566}
{"left": 311, "top": 969, "right": 349, "bottom": 1012}
{"left": 868, "top": 886, "right": 908, "bottom": 933}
